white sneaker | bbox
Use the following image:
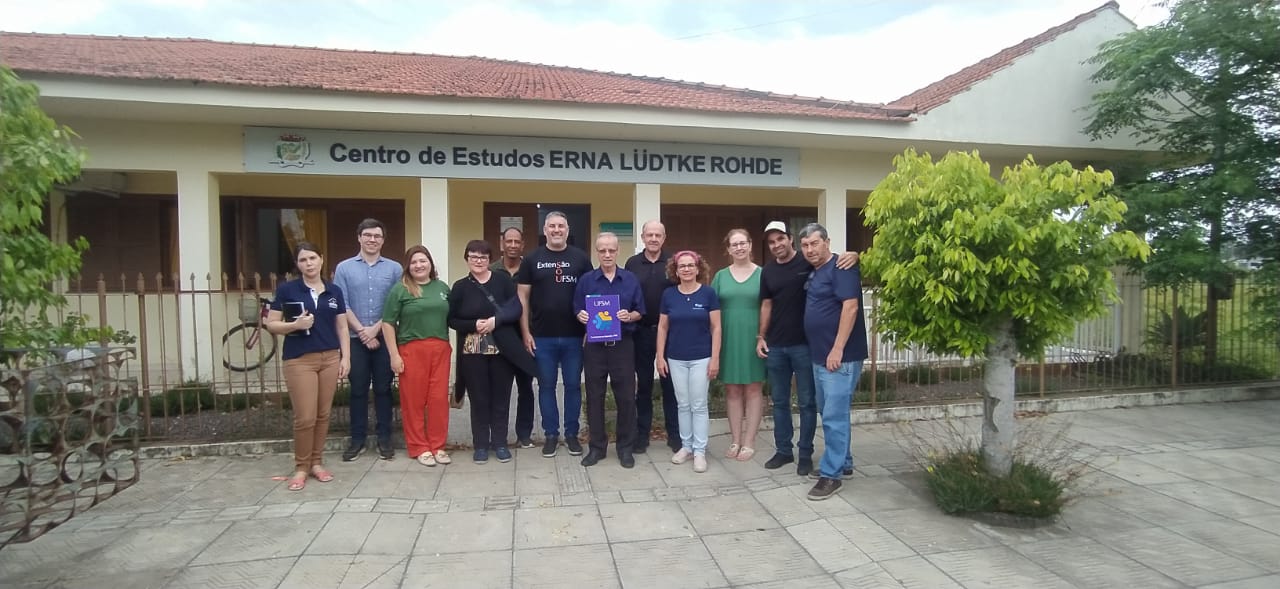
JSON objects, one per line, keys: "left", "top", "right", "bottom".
{"left": 417, "top": 453, "right": 437, "bottom": 467}
{"left": 671, "top": 448, "right": 693, "bottom": 464}
{"left": 434, "top": 450, "right": 451, "bottom": 465}
{"left": 693, "top": 454, "right": 708, "bottom": 473}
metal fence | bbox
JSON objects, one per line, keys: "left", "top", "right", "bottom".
{"left": 48, "top": 270, "right": 1280, "bottom": 445}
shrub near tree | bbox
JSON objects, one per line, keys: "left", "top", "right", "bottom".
{"left": 863, "top": 149, "right": 1148, "bottom": 493}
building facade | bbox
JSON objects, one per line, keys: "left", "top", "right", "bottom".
{"left": 1, "top": 2, "right": 1146, "bottom": 378}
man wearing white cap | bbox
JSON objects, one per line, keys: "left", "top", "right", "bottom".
{"left": 757, "top": 221, "right": 857, "bottom": 476}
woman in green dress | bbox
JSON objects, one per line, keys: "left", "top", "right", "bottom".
{"left": 711, "top": 228, "right": 767, "bottom": 462}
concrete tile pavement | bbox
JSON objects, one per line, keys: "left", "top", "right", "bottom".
{"left": 2, "top": 400, "right": 1279, "bottom": 588}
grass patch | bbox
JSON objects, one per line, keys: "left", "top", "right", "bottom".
{"left": 925, "top": 451, "right": 1065, "bottom": 518}
{"left": 896, "top": 413, "right": 1092, "bottom": 520}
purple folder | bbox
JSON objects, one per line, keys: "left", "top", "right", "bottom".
{"left": 585, "top": 294, "right": 622, "bottom": 342}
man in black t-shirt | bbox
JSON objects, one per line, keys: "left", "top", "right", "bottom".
{"left": 757, "top": 221, "right": 858, "bottom": 476}
{"left": 623, "top": 220, "right": 680, "bottom": 453}
{"left": 491, "top": 226, "right": 536, "bottom": 449}
{"left": 517, "top": 212, "right": 592, "bottom": 458}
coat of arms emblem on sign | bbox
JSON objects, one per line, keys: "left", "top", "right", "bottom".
{"left": 271, "top": 133, "right": 314, "bottom": 168}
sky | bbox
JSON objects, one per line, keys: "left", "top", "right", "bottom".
{"left": 1, "top": 0, "right": 1169, "bottom": 104}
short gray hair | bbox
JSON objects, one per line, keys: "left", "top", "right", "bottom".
{"left": 797, "top": 223, "right": 828, "bottom": 241}
{"left": 595, "top": 232, "right": 619, "bottom": 247}
{"left": 544, "top": 211, "right": 568, "bottom": 225}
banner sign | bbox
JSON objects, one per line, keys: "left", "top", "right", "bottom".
{"left": 244, "top": 127, "right": 799, "bottom": 187}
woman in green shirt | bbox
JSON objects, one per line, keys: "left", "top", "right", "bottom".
{"left": 382, "top": 245, "right": 453, "bottom": 467}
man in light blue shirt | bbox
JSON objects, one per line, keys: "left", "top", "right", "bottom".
{"left": 332, "top": 218, "right": 403, "bottom": 461}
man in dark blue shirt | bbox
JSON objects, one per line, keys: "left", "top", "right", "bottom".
{"left": 573, "top": 232, "right": 646, "bottom": 468}
{"left": 799, "top": 223, "right": 868, "bottom": 501}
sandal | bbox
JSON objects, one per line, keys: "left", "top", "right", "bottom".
{"left": 736, "top": 446, "right": 756, "bottom": 462}
{"left": 725, "top": 443, "right": 740, "bottom": 459}
{"left": 310, "top": 466, "right": 334, "bottom": 482}
{"left": 287, "top": 472, "right": 307, "bottom": 491}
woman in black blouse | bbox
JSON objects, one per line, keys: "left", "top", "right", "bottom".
{"left": 448, "top": 240, "right": 536, "bottom": 464}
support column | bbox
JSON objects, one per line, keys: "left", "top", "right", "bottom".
{"left": 1116, "top": 267, "right": 1144, "bottom": 353}
{"left": 818, "top": 186, "right": 848, "bottom": 249}
{"left": 176, "top": 168, "right": 221, "bottom": 380}
{"left": 420, "top": 178, "right": 450, "bottom": 280}
{"left": 633, "top": 183, "right": 661, "bottom": 254}
{"left": 48, "top": 190, "right": 69, "bottom": 297}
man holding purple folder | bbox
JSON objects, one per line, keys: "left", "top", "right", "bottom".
{"left": 573, "top": 232, "right": 645, "bottom": 468}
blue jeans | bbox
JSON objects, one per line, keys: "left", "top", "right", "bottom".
{"left": 534, "top": 336, "right": 583, "bottom": 438}
{"left": 348, "top": 337, "right": 394, "bottom": 444}
{"left": 813, "top": 360, "right": 861, "bottom": 478}
{"left": 669, "top": 357, "right": 710, "bottom": 454}
{"left": 767, "top": 345, "right": 816, "bottom": 460}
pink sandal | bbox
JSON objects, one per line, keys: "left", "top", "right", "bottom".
{"left": 287, "top": 472, "right": 307, "bottom": 491}
{"left": 310, "top": 466, "right": 334, "bottom": 483}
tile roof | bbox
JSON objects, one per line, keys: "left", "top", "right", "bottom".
{"left": 0, "top": 32, "right": 911, "bottom": 122}
{"left": 0, "top": 3, "right": 1120, "bottom": 123}
{"left": 889, "top": 1, "right": 1120, "bottom": 113}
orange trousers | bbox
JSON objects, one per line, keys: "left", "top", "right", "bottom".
{"left": 283, "top": 349, "right": 340, "bottom": 471}
{"left": 398, "top": 337, "right": 452, "bottom": 458}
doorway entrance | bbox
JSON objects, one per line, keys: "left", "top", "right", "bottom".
{"left": 483, "top": 202, "right": 592, "bottom": 254}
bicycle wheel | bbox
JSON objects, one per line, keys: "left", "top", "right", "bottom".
{"left": 222, "top": 323, "right": 278, "bottom": 372}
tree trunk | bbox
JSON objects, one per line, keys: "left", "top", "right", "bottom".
{"left": 981, "top": 317, "right": 1017, "bottom": 478}
{"left": 1206, "top": 214, "right": 1223, "bottom": 370}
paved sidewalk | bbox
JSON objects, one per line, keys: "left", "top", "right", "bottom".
{"left": 2, "top": 400, "right": 1278, "bottom": 588}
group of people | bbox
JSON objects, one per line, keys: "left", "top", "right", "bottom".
{"left": 268, "top": 212, "right": 868, "bottom": 501}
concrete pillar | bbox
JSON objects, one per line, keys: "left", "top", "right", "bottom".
{"left": 633, "top": 183, "right": 661, "bottom": 254}
{"left": 176, "top": 168, "right": 221, "bottom": 379}
{"left": 48, "top": 189, "right": 69, "bottom": 297}
{"left": 1116, "top": 267, "right": 1144, "bottom": 353}
{"left": 420, "top": 178, "right": 450, "bottom": 281}
{"left": 817, "top": 186, "right": 848, "bottom": 248}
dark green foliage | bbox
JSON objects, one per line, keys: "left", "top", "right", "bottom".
{"left": 1146, "top": 307, "right": 1209, "bottom": 350}
{"left": 853, "top": 386, "right": 896, "bottom": 405}
{"left": 924, "top": 451, "right": 1066, "bottom": 518}
{"left": 148, "top": 381, "right": 216, "bottom": 417}
{"left": 1082, "top": 351, "right": 1275, "bottom": 385}
{"left": 1086, "top": 1, "right": 1280, "bottom": 364}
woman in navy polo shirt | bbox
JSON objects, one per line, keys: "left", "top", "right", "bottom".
{"left": 656, "top": 250, "right": 721, "bottom": 474}
{"left": 266, "top": 242, "right": 351, "bottom": 491}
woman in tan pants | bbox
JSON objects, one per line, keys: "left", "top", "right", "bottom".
{"left": 266, "top": 242, "right": 351, "bottom": 491}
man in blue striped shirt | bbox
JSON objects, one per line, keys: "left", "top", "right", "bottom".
{"left": 333, "top": 218, "right": 403, "bottom": 461}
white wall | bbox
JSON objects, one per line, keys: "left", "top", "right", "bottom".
{"left": 904, "top": 10, "right": 1141, "bottom": 153}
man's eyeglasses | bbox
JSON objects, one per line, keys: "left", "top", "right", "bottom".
{"left": 466, "top": 254, "right": 489, "bottom": 262}
{"left": 360, "top": 233, "right": 384, "bottom": 240}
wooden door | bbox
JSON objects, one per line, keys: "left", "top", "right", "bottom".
{"left": 663, "top": 205, "right": 817, "bottom": 266}
{"left": 483, "top": 202, "right": 539, "bottom": 254}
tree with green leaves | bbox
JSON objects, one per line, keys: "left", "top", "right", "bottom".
{"left": 1085, "top": 0, "right": 1280, "bottom": 365}
{"left": 863, "top": 149, "right": 1149, "bottom": 477}
{"left": 0, "top": 65, "right": 99, "bottom": 358}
